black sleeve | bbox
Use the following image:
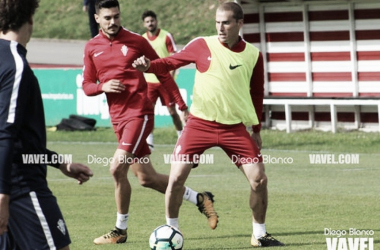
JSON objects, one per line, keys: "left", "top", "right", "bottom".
{"left": 0, "top": 138, "right": 13, "bottom": 194}
{"left": 0, "top": 65, "right": 23, "bottom": 194}
{"left": 46, "top": 149, "right": 62, "bottom": 169}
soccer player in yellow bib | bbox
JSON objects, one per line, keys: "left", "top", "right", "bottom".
{"left": 141, "top": 10, "right": 183, "bottom": 151}
{"left": 133, "top": 2, "right": 284, "bottom": 247}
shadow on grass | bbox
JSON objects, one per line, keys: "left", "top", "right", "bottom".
{"left": 276, "top": 230, "right": 322, "bottom": 236}
{"left": 132, "top": 230, "right": 379, "bottom": 249}
{"left": 181, "top": 231, "right": 327, "bottom": 249}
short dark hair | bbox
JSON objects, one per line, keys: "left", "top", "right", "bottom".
{"left": 95, "top": 0, "right": 120, "bottom": 14}
{"left": 141, "top": 10, "right": 157, "bottom": 21}
{"left": 0, "top": 0, "right": 40, "bottom": 32}
{"left": 217, "top": 2, "right": 243, "bottom": 21}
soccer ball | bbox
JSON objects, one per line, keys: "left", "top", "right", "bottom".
{"left": 149, "top": 225, "right": 184, "bottom": 250}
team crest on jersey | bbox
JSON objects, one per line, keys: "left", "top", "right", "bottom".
{"left": 121, "top": 45, "right": 128, "bottom": 56}
{"left": 57, "top": 219, "right": 66, "bottom": 235}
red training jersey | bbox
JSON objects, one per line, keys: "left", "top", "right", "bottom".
{"left": 82, "top": 28, "right": 187, "bottom": 125}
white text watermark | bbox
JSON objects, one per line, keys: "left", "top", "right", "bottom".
{"left": 324, "top": 228, "right": 374, "bottom": 250}
{"left": 231, "top": 154, "right": 294, "bottom": 165}
{"left": 163, "top": 154, "right": 214, "bottom": 164}
{"left": 309, "top": 154, "right": 359, "bottom": 164}
{"left": 87, "top": 154, "right": 150, "bottom": 166}
{"left": 22, "top": 154, "right": 72, "bottom": 165}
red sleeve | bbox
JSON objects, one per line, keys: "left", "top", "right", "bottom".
{"left": 148, "top": 37, "right": 209, "bottom": 73}
{"left": 142, "top": 38, "right": 188, "bottom": 111}
{"left": 156, "top": 74, "right": 188, "bottom": 111}
{"left": 82, "top": 43, "right": 104, "bottom": 96}
{"left": 165, "top": 33, "right": 177, "bottom": 54}
{"left": 251, "top": 52, "right": 264, "bottom": 133}
{"left": 147, "top": 38, "right": 211, "bottom": 111}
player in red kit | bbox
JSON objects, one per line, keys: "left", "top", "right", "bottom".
{"left": 141, "top": 10, "right": 183, "bottom": 150}
{"left": 133, "top": 2, "right": 284, "bottom": 248}
{"left": 82, "top": 0, "right": 218, "bottom": 245}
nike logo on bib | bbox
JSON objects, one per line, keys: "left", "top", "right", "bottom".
{"left": 229, "top": 64, "right": 242, "bottom": 70}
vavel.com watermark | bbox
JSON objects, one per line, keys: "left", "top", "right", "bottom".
{"left": 162, "top": 154, "right": 294, "bottom": 165}
{"left": 163, "top": 154, "right": 214, "bottom": 164}
{"left": 22, "top": 154, "right": 72, "bottom": 165}
{"left": 310, "top": 154, "right": 360, "bottom": 164}
{"left": 324, "top": 228, "right": 374, "bottom": 250}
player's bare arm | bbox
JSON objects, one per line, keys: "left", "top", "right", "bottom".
{"left": 0, "top": 194, "right": 9, "bottom": 235}
{"left": 182, "top": 109, "right": 189, "bottom": 123}
{"left": 251, "top": 132, "right": 262, "bottom": 150}
{"left": 101, "top": 79, "right": 126, "bottom": 93}
{"left": 132, "top": 56, "right": 151, "bottom": 72}
{"left": 59, "top": 163, "right": 94, "bottom": 185}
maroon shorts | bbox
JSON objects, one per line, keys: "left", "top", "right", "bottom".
{"left": 174, "top": 114, "right": 262, "bottom": 167}
{"left": 147, "top": 82, "right": 175, "bottom": 107}
{"left": 113, "top": 115, "right": 154, "bottom": 158}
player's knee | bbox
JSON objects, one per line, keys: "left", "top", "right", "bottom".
{"left": 167, "top": 175, "right": 187, "bottom": 194}
{"left": 110, "top": 162, "right": 129, "bottom": 180}
{"left": 251, "top": 174, "right": 267, "bottom": 192}
{"left": 110, "top": 167, "right": 124, "bottom": 181}
{"left": 136, "top": 172, "right": 158, "bottom": 188}
{"left": 170, "top": 179, "right": 183, "bottom": 191}
{"left": 138, "top": 176, "right": 154, "bottom": 188}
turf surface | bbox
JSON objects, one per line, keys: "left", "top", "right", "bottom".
{"left": 46, "top": 128, "right": 380, "bottom": 249}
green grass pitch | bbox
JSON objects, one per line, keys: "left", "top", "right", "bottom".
{"left": 46, "top": 128, "right": 380, "bottom": 249}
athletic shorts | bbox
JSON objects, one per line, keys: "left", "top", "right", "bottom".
{"left": 173, "top": 114, "right": 262, "bottom": 167}
{"left": 147, "top": 82, "right": 175, "bottom": 107}
{"left": 0, "top": 189, "right": 71, "bottom": 250}
{"left": 113, "top": 114, "right": 154, "bottom": 158}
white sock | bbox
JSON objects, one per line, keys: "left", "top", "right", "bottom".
{"left": 116, "top": 213, "right": 129, "bottom": 230}
{"left": 176, "top": 130, "right": 182, "bottom": 137}
{"left": 253, "top": 222, "right": 266, "bottom": 239}
{"left": 147, "top": 133, "right": 154, "bottom": 146}
{"left": 182, "top": 187, "right": 198, "bottom": 205}
{"left": 166, "top": 217, "right": 179, "bottom": 229}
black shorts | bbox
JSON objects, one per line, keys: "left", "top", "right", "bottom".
{"left": 0, "top": 189, "right": 71, "bottom": 250}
